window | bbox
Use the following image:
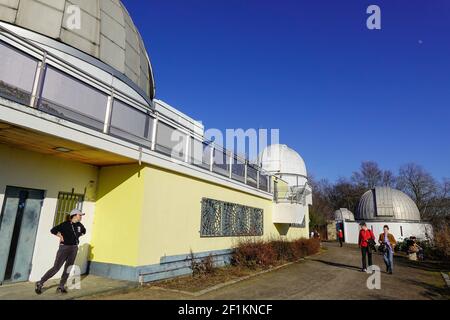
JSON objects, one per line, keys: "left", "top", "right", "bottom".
{"left": 190, "top": 138, "right": 212, "bottom": 170}
{"left": 0, "top": 41, "right": 38, "bottom": 105}
{"left": 247, "top": 164, "right": 258, "bottom": 188}
{"left": 259, "top": 173, "right": 269, "bottom": 192}
{"left": 155, "top": 121, "right": 187, "bottom": 160}
{"left": 39, "top": 66, "right": 108, "bottom": 131}
{"left": 53, "top": 192, "right": 84, "bottom": 226}
{"left": 200, "top": 198, "right": 263, "bottom": 237}
{"left": 109, "top": 99, "right": 154, "bottom": 146}
{"left": 212, "top": 148, "right": 229, "bottom": 177}
{"left": 231, "top": 156, "right": 246, "bottom": 183}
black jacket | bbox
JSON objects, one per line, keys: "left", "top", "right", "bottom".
{"left": 51, "top": 221, "right": 86, "bottom": 245}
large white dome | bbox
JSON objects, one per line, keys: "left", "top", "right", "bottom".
{"left": 356, "top": 187, "right": 421, "bottom": 221}
{"left": 259, "top": 144, "right": 307, "bottom": 177}
{"left": 0, "top": 0, "right": 154, "bottom": 99}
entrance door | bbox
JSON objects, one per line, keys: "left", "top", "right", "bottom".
{"left": 0, "top": 186, "right": 45, "bottom": 283}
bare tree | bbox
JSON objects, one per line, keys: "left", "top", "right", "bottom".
{"left": 351, "top": 161, "right": 383, "bottom": 189}
{"left": 397, "top": 163, "right": 438, "bottom": 216}
{"left": 382, "top": 170, "right": 396, "bottom": 187}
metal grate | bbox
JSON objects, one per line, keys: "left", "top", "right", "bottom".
{"left": 53, "top": 192, "right": 84, "bottom": 226}
{"left": 200, "top": 198, "right": 263, "bottom": 237}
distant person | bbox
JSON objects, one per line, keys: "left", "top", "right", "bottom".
{"left": 358, "top": 222, "right": 375, "bottom": 272}
{"left": 378, "top": 225, "right": 396, "bottom": 274}
{"left": 407, "top": 236, "right": 423, "bottom": 261}
{"left": 35, "top": 209, "right": 86, "bottom": 295}
{"left": 338, "top": 229, "right": 344, "bottom": 247}
{"left": 314, "top": 230, "right": 320, "bottom": 240}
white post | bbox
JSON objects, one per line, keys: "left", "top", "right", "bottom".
{"left": 30, "top": 52, "right": 47, "bottom": 108}
{"left": 103, "top": 94, "right": 113, "bottom": 134}
{"left": 229, "top": 153, "right": 233, "bottom": 179}
{"left": 151, "top": 117, "right": 158, "bottom": 151}
{"left": 184, "top": 135, "right": 190, "bottom": 163}
{"left": 209, "top": 144, "right": 215, "bottom": 172}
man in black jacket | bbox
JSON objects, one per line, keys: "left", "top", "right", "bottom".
{"left": 35, "top": 209, "right": 86, "bottom": 294}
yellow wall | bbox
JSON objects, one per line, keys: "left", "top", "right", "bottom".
{"left": 90, "top": 164, "right": 144, "bottom": 266}
{"left": 91, "top": 163, "right": 309, "bottom": 267}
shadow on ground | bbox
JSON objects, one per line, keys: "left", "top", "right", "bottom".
{"left": 395, "top": 255, "right": 450, "bottom": 273}
{"left": 308, "top": 259, "right": 362, "bottom": 272}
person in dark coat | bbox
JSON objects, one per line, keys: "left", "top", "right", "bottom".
{"left": 35, "top": 209, "right": 86, "bottom": 294}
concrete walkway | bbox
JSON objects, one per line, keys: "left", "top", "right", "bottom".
{"left": 89, "top": 242, "right": 450, "bottom": 300}
{"left": 0, "top": 275, "right": 136, "bottom": 300}
{"left": 1, "top": 243, "right": 448, "bottom": 300}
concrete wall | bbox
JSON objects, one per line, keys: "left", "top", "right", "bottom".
{"left": 0, "top": 144, "right": 98, "bottom": 282}
{"left": 343, "top": 220, "right": 434, "bottom": 244}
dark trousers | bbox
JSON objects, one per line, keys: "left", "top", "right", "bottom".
{"left": 40, "top": 245, "right": 78, "bottom": 287}
{"left": 339, "top": 238, "right": 343, "bottom": 247}
{"left": 361, "top": 246, "right": 372, "bottom": 270}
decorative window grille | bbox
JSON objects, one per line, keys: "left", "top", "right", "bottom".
{"left": 200, "top": 198, "right": 263, "bottom": 237}
{"left": 53, "top": 192, "right": 84, "bottom": 226}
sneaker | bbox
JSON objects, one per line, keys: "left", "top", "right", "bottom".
{"left": 56, "top": 286, "right": 68, "bottom": 294}
{"left": 35, "top": 282, "right": 43, "bottom": 295}
{"left": 362, "top": 268, "right": 367, "bottom": 272}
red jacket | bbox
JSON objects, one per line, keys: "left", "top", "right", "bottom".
{"left": 338, "top": 230, "right": 343, "bottom": 238}
{"left": 358, "top": 229, "right": 375, "bottom": 247}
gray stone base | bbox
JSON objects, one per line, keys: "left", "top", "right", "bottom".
{"left": 88, "top": 249, "right": 233, "bottom": 283}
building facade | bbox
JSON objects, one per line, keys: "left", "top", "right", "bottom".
{"left": 0, "top": 0, "right": 311, "bottom": 284}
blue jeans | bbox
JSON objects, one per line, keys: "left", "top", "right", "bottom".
{"left": 383, "top": 247, "right": 394, "bottom": 272}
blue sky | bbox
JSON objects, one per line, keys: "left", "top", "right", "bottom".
{"left": 123, "top": 0, "right": 450, "bottom": 182}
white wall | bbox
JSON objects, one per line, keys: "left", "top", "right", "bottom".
{"left": 0, "top": 144, "right": 98, "bottom": 282}
{"left": 272, "top": 203, "right": 307, "bottom": 224}
{"left": 343, "top": 220, "right": 433, "bottom": 244}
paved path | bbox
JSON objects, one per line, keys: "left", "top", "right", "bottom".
{"left": 0, "top": 275, "right": 136, "bottom": 300}
{"left": 1, "top": 243, "right": 448, "bottom": 300}
{"left": 90, "top": 242, "right": 450, "bottom": 300}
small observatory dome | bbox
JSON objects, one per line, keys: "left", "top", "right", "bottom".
{"left": 259, "top": 144, "right": 307, "bottom": 177}
{"left": 0, "top": 0, "right": 155, "bottom": 99}
{"left": 334, "top": 208, "right": 355, "bottom": 221}
{"left": 356, "top": 187, "right": 421, "bottom": 221}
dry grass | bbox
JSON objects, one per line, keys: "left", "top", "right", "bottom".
{"left": 149, "top": 265, "right": 265, "bottom": 293}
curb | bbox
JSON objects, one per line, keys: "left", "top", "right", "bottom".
{"left": 148, "top": 258, "right": 306, "bottom": 297}
{"left": 441, "top": 272, "right": 450, "bottom": 288}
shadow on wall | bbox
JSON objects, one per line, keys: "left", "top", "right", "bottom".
{"left": 96, "top": 164, "right": 143, "bottom": 201}
{"left": 75, "top": 243, "right": 92, "bottom": 274}
{"left": 274, "top": 224, "right": 289, "bottom": 236}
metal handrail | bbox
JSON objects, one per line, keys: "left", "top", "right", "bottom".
{"left": 0, "top": 23, "right": 275, "bottom": 194}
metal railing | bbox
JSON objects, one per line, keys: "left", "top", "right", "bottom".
{"left": 0, "top": 25, "right": 274, "bottom": 194}
{"left": 274, "top": 183, "right": 311, "bottom": 204}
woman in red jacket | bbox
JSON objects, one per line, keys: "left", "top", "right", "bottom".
{"left": 358, "top": 222, "right": 375, "bottom": 272}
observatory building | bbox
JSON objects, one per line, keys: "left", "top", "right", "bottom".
{"left": 338, "top": 187, "right": 433, "bottom": 244}
{"left": 0, "top": 1, "right": 310, "bottom": 284}
{"left": 259, "top": 144, "right": 312, "bottom": 228}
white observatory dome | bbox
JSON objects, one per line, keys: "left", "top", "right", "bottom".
{"left": 259, "top": 144, "right": 307, "bottom": 177}
{"left": 334, "top": 208, "right": 355, "bottom": 221}
{"left": 356, "top": 187, "right": 421, "bottom": 221}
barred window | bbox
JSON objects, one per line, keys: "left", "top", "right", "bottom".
{"left": 200, "top": 198, "right": 263, "bottom": 237}
{"left": 53, "top": 192, "right": 84, "bottom": 226}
